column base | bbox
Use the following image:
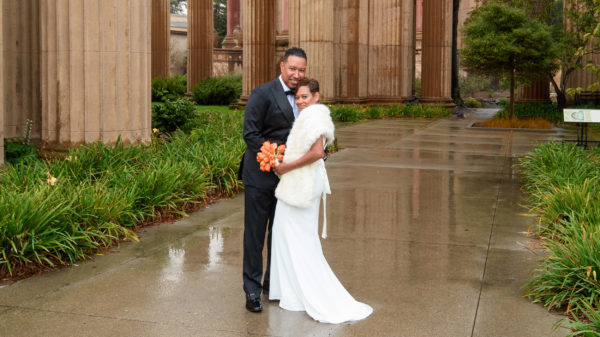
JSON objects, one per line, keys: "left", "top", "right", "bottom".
{"left": 222, "top": 35, "right": 241, "bottom": 49}
{"left": 420, "top": 97, "right": 456, "bottom": 108}
{"left": 366, "top": 96, "right": 407, "bottom": 105}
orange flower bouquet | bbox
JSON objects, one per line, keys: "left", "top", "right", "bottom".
{"left": 256, "top": 141, "right": 285, "bottom": 172}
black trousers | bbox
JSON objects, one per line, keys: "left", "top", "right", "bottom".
{"left": 243, "top": 185, "right": 276, "bottom": 295}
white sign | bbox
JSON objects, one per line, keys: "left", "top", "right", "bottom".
{"left": 564, "top": 109, "right": 600, "bottom": 123}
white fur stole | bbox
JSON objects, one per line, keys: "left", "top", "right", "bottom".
{"left": 275, "top": 104, "right": 335, "bottom": 209}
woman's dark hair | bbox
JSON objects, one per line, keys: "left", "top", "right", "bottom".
{"left": 283, "top": 47, "right": 307, "bottom": 62}
{"left": 295, "top": 78, "right": 319, "bottom": 94}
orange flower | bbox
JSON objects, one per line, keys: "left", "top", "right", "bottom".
{"left": 257, "top": 141, "right": 285, "bottom": 172}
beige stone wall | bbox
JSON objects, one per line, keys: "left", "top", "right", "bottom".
{"left": 213, "top": 49, "right": 242, "bottom": 77}
{"left": 170, "top": 32, "right": 188, "bottom": 76}
{"left": 2, "top": 0, "right": 41, "bottom": 141}
{"left": 39, "top": 0, "right": 151, "bottom": 146}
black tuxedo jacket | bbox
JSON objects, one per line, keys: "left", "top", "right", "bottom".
{"left": 239, "top": 78, "right": 295, "bottom": 189}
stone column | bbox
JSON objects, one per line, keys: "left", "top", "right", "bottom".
{"left": 367, "top": 0, "right": 414, "bottom": 104}
{"left": 187, "top": 0, "right": 213, "bottom": 91}
{"left": 2, "top": 0, "right": 41, "bottom": 141}
{"left": 335, "top": 0, "right": 369, "bottom": 103}
{"left": 421, "top": 0, "right": 453, "bottom": 104}
{"left": 152, "top": 0, "right": 170, "bottom": 79}
{"left": 516, "top": 77, "right": 550, "bottom": 103}
{"left": 40, "top": 0, "right": 152, "bottom": 146}
{"left": 222, "top": 0, "right": 240, "bottom": 48}
{"left": 290, "top": 0, "right": 334, "bottom": 101}
{"left": 241, "top": 0, "right": 276, "bottom": 100}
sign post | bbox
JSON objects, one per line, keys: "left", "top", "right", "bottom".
{"left": 563, "top": 109, "right": 600, "bottom": 148}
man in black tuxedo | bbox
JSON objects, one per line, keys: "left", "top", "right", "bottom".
{"left": 239, "top": 47, "right": 307, "bottom": 312}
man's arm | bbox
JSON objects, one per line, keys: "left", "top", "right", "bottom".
{"left": 243, "top": 90, "right": 268, "bottom": 154}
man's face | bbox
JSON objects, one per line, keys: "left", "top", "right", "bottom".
{"left": 280, "top": 55, "right": 307, "bottom": 89}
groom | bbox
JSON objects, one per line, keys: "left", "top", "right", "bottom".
{"left": 239, "top": 47, "right": 307, "bottom": 312}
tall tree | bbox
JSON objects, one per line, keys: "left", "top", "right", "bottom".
{"left": 170, "top": 0, "right": 186, "bottom": 14}
{"left": 460, "top": 2, "right": 559, "bottom": 118}
{"left": 502, "top": 0, "right": 600, "bottom": 110}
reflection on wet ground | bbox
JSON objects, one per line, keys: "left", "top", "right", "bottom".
{"left": 0, "top": 111, "right": 573, "bottom": 336}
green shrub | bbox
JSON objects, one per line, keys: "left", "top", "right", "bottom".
{"left": 152, "top": 99, "right": 197, "bottom": 133}
{"left": 151, "top": 75, "right": 187, "bottom": 102}
{"left": 366, "top": 106, "right": 384, "bottom": 119}
{"left": 497, "top": 102, "right": 560, "bottom": 122}
{"left": 191, "top": 72, "right": 242, "bottom": 105}
{"left": 464, "top": 97, "right": 483, "bottom": 108}
{"left": 330, "top": 105, "right": 364, "bottom": 122}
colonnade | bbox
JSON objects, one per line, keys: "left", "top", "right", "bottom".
{"left": 2, "top": 0, "right": 597, "bottom": 166}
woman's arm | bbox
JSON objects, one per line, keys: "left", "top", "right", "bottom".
{"left": 273, "top": 137, "right": 325, "bottom": 176}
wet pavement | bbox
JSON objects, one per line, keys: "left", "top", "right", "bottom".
{"left": 0, "top": 109, "right": 574, "bottom": 336}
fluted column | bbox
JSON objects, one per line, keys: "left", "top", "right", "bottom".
{"left": 241, "top": 0, "right": 276, "bottom": 100}
{"left": 516, "top": 76, "right": 550, "bottom": 103}
{"left": 295, "top": 1, "right": 334, "bottom": 101}
{"left": 187, "top": 0, "right": 213, "bottom": 91}
{"left": 367, "top": 0, "right": 410, "bottom": 104}
{"left": 152, "top": 0, "right": 170, "bottom": 79}
{"left": 40, "top": 0, "right": 152, "bottom": 146}
{"left": 2, "top": 0, "right": 41, "bottom": 141}
{"left": 421, "top": 0, "right": 453, "bottom": 104}
{"left": 335, "top": 0, "right": 369, "bottom": 103}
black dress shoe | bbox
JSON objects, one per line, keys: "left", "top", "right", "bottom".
{"left": 245, "top": 293, "right": 262, "bottom": 312}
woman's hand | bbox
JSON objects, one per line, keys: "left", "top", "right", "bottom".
{"left": 273, "top": 162, "right": 291, "bottom": 176}
{"left": 273, "top": 138, "right": 324, "bottom": 177}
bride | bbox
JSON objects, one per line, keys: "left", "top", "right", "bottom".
{"left": 270, "top": 78, "right": 373, "bottom": 324}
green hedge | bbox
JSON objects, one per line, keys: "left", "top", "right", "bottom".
{"left": 520, "top": 143, "right": 600, "bottom": 334}
{"left": 329, "top": 104, "right": 451, "bottom": 122}
{"left": 192, "top": 72, "right": 242, "bottom": 105}
{"left": 497, "top": 101, "right": 561, "bottom": 122}
{"left": 0, "top": 109, "right": 245, "bottom": 278}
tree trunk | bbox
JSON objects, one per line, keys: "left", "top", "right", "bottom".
{"left": 509, "top": 70, "right": 515, "bottom": 119}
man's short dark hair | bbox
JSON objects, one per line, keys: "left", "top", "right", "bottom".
{"left": 283, "top": 47, "right": 307, "bottom": 63}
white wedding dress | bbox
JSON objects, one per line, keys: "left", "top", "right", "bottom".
{"left": 269, "top": 165, "right": 373, "bottom": 324}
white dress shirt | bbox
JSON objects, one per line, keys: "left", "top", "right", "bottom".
{"left": 279, "top": 75, "right": 300, "bottom": 119}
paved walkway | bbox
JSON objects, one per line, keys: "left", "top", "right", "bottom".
{"left": 0, "top": 109, "right": 573, "bottom": 336}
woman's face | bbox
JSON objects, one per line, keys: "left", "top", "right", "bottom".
{"left": 295, "top": 86, "right": 320, "bottom": 111}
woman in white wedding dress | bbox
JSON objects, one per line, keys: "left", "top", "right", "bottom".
{"left": 270, "top": 78, "right": 373, "bottom": 324}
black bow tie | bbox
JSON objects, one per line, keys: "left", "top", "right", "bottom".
{"left": 284, "top": 90, "right": 294, "bottom": 96}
